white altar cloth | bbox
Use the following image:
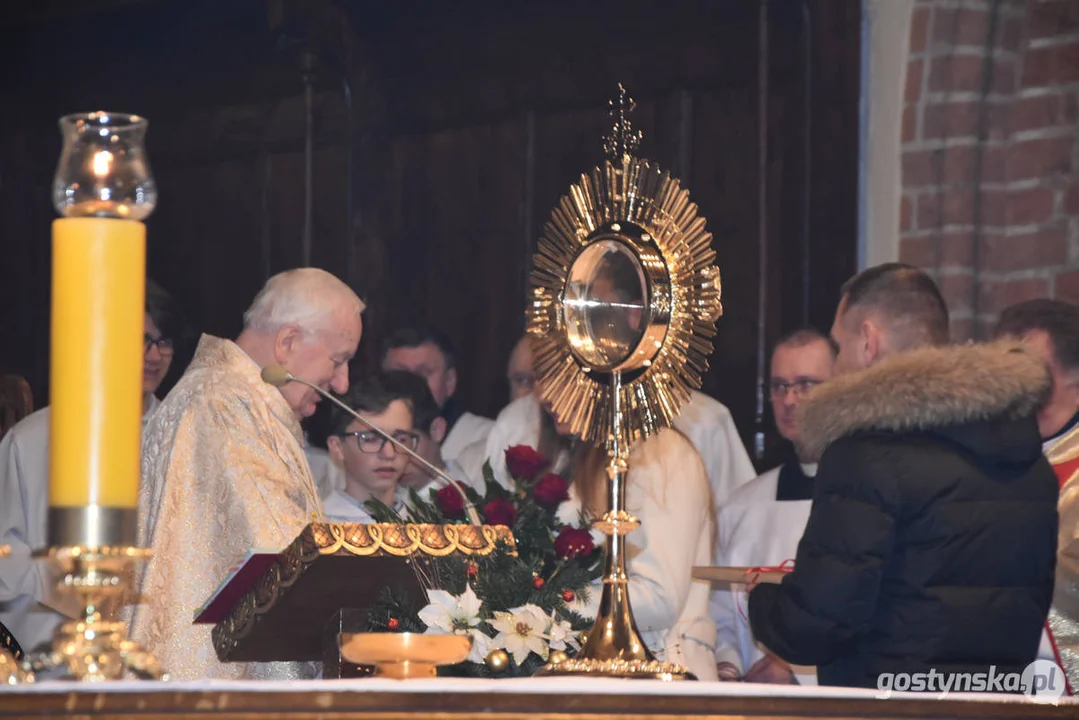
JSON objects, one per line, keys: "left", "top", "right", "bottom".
{"left": 2, "top": 677, "right": 1075, "bottom": 706}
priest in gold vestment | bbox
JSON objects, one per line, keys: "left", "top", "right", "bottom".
{"left": 131, "top": 268, "right": 364, "bottom": 680}
{"left": 1051, "top": 427, "right": 1079, "bottom": 694}
{"left": 994, "top": 299, "right": 1079, "bottom": 694}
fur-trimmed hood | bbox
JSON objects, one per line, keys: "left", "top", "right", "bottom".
{"left": 797, "top": 342, "right": 1051, "bottom": 461}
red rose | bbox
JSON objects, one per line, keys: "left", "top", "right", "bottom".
{"left": 554, "top": 527, "right": 595, "bottom": 559}
{"left": 483, "top": 497, "right": 517, "bottom": 527}
{"left": 435, "top": 481, "right": 469, "bottom": 518}
{"left": 533, "top": 473, "right": 569, "bottom": 509}
{"left": 505, "top": 445, "right": 547, "bottom": 480}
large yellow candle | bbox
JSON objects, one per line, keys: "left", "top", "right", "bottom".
{"left": 49, "top": 217, "right": 145, "bottom": 511}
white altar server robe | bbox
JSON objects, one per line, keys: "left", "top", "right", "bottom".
{"left": 712, "top": 461, "right": 818, "bottom": 685}
{"left": 558, "top": 427, "right": 718, "bottom": 680}
{"left": 482, "top": 392, "right": 755, "bottom": 503}
{"left": 441, "top": 412, "right": 494, "bottom": 467}
{"left": 0, "top": 398, "right": 160, "bottom": 654}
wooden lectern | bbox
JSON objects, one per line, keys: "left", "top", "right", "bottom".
{"left": 202, "top": 522, "right": 514, "bottom": 677}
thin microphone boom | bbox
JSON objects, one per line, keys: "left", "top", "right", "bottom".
{"left": 261, "top": 365, "right": 482, "bottom": 526}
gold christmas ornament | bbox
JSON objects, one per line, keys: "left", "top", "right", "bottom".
{"left": 485, "top": 648, "right": 510, "bottom": 673}
{"left": 548, "top": 650, "right": 569, "bottom": 665}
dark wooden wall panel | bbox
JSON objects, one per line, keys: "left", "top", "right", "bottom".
{"left": 690, "top": 87, "right": 769, "bottom": 458}
{"left": 0, "top": 127, "right": 54, "bottom": 402}
{"left": 148, "top": 159, "right": 266, "bottom": 341}
{"left": 372, "top": 120, "right": 530, "bottom": 416}
{"left": 0, "top": 0, "right": 862, "bottom": 470}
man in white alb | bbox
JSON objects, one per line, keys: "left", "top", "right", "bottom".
{"left": 483, "top": 337, "right": 756, "bottom": 508}
{"left": 0, "top": 281, "right": 184, "bottom": 655}
{"left": 713, "top": 328, "right": 835, "bottom": 684}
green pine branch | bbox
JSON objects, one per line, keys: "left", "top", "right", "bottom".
{"left": 357, "top": 450, "right": 606, "bottom": 678}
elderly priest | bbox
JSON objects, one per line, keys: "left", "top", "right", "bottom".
{"left": 131, "top": 268, "right": 364, "bottom": 680}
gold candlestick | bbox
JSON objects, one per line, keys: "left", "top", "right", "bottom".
{"left": 1, "top": 605, "right": 31, "bottom": 683}
{"left": 26, "top": 547, "right": 162, "bottom": 681}
{"left": 14, "top": 111, "right": 166, "bottom": 683}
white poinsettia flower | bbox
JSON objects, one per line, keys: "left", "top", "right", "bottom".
{"left": 417, "top": 585, "right": 483, "bottom": 634}
{"left": 546, "top": 613, "right": 578, "bottom": 651}
{"left": 554, "top": 494, "right": 583, "bottom": 527}
{"left": 488, "top": 604, "right": 550, "bottom": 664}
{"left": 465, "top": 628, "right": 491, "bottom": 664}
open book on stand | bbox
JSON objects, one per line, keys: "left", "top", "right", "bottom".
{"left": 202, "top": 522, "right": 515, "bottom": 675}
{"left": 194, "top": 550, "right": 281, "bottom": 624}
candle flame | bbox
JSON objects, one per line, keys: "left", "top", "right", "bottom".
{"left": 92, "top": 150, "right": 113, "bottom": 178}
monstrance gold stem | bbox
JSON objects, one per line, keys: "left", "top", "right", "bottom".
{"left": 536, "top": 371, "right": 693, "bottom": 679}
{"left": 575, "top": 369, "right": 651, "bottom": 663}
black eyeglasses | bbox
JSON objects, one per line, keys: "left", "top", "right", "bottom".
{"left": 144, "top": 334, "right": 174, "bottom": 357}
{"left": 344, "top": 430, "right": 420, "bottom": 454}
{"left": 769, "top": 379, "right": 823, "bottom": 399}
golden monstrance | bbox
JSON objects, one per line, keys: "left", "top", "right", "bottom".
{"left": 530, "top": 85, "right": 723, "bottom": 680}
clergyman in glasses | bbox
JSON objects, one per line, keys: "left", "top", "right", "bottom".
{"left": 712, "top": 328, "right": 835, "bottom": 685}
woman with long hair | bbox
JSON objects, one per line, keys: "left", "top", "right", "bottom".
{"left": 484, "top": 390, "right": 717, "bottom": 679}
{"left": 566, "top": 427, "right": 717, "bottom": 680}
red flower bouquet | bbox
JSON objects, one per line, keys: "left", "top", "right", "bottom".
{"left": 363, "top": 445, "right": 602, "bottom": 678}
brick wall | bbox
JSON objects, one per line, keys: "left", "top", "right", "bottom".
{"left": 899, "top": 0, "right": 1079, "bottom": 339}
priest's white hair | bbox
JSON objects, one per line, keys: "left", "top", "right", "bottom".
{"left": 243, "top": 267, "right": 365, "bottom": 334}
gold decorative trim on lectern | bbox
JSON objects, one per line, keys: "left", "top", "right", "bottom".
{"left": 312, "top": 522, "right": 515, "bottom": 558}
{"left": 212, "top": 523, "right": 516, "bottom": 661}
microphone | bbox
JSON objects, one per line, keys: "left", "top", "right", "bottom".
{"left": 261, "top": 365, "right": 482, "bottom": 526}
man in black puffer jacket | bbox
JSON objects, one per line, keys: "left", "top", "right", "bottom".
{"left": 748, "top": 263, "right": 1058, "bottom": 690}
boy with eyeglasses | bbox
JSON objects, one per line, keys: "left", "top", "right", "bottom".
{"left": 322, "top": 372, "right": 422, "bottom": 522}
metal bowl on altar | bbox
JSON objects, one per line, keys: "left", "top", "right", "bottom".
{"left": 339, "top": 632, "right": 472, "bottom": 679}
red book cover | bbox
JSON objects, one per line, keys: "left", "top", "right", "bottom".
{"left": 193, "top": 550, "right": 281, "bottom": 624}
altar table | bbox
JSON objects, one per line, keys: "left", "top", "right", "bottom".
{"left": 2, "top": 677, "right": 1076, "bottom": 719}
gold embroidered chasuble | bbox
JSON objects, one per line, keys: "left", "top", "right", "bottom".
{"left": 1048, "top": 425, "right": 1079, "bottom": 693}
{"left": 131, "top": 335, "right": 323, "bottom": 680}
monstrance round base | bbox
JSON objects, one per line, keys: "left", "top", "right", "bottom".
{"left": 535, "top": 657, "right": 697, "bottom": 681}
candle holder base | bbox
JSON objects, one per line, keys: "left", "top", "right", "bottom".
{"left": 1, "top": 648, "right": 34, "bottom": 684}
{"left": 21, "top": 546, "right": 167, "bottom": 682}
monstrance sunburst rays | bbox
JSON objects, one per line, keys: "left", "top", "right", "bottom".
{"left": 527, "top": 154, "right": 723, "bottom": 450}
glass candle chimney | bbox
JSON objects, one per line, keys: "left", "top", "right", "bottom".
{"left": 52, "top": 111, "right": 157, "bottom": 221}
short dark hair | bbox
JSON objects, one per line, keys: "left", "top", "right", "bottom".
{"left": 329, "top": 373, "right": 416, "bottom": 436}
{"left": 993, "top": 299, "right": 1079, "bottom": 371}
{"left": 774, "top": 327, "right": 837, "bottom": 357}
{"left": 146, "top": 279, "right": 187, "bottom": 342}
{"left": 380, "top": 326, "right": 457, "bottom": 370}
{"left": 381, "top": 370, "right": 441, "bottom": 436}
{"left": 839, "top": 263, "right": 950, "bottom": 349}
